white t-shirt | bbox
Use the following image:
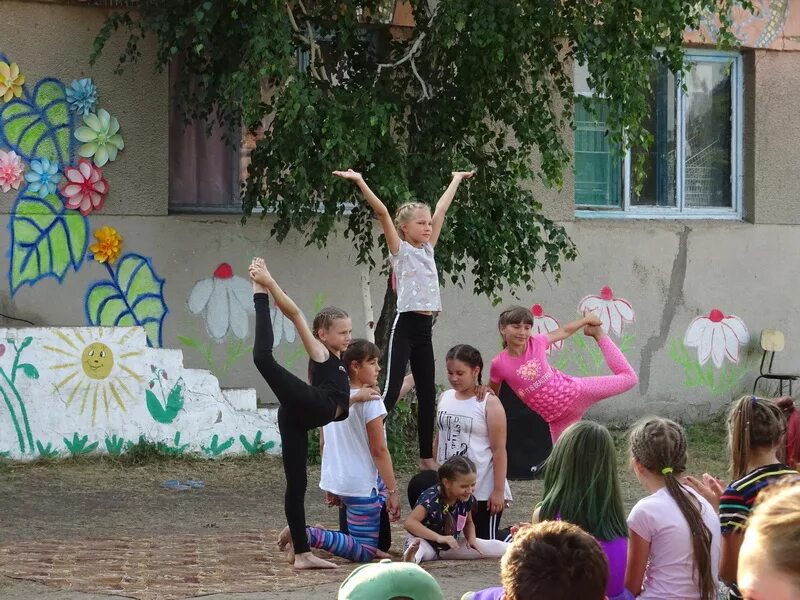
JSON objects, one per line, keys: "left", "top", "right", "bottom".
{"left": 390, "top": 240, "right": 442, "bottom": 312}
{"left": 627, "top": 486, "right": 721, "bottom": 600}
{"left": 435, "top": 389, "right": 512, "bottom": 502}
{"left": 319, "top": 390, "right": 387, "bottom": 497}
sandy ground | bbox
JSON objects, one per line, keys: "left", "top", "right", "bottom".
{"left": 0, "top": 427, "right": 728, "bottom": 599}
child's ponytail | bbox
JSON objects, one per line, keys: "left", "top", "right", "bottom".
{"left": 729, "top": 395, "right": 786, "bottom": 480}
{"left": 629, "top": 418, "right": 715, "bottom": 600}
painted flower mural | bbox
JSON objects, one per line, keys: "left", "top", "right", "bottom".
{"left": 0, "top": 61, "right": 24, "bottom": 102}
{"left": 577, "top": 286, "right": 635, "bottom": 337}
{"left": 89, "top": 225, "right": 123, "bottom": 265}
{"left": 23, "top": 157, "right": 60, "bottom": 198}
{"left": 684, "top": 309, "right": 749, "bottom": 368}
{"left": 0, "top": 149, "right": 25, "bottom": 192}
{"left": 60, "top": 158, "right": 109, "bottom": 215}
{"left": 531, "top": 304, "right": 561, "bottom": 353}
{"left": 75, "top": 108, "right": 124, "bottom": 167}
{"left": 66, "top": 78, "right": 98, "bottom": 116}
{"left": 187, "top": 263, "right": 254, "bottom": 341}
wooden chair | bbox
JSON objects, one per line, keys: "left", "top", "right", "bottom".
{"left": 753, "top": 330, "right": 800, "bottom": 396}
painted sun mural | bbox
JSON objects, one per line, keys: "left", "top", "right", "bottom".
{"left": 43, "top": 327, "right": 142, "bottom": 424}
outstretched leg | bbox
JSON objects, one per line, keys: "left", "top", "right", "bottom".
{"left": 549, "top": 329, "right": 637, "bottom": 441}
{"left": 252, "top": 290, "right": 334, "bottom": 428}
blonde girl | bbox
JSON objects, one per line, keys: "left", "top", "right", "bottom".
{"left": 333, "top": 168, "right": 474, "bottom": 469}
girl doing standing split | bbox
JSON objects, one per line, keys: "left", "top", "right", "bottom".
{"left": 250, "top": 257, "right": 375, "bottom": 570}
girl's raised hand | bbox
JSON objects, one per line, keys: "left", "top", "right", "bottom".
{"left": 452, "top": 170, "right": 476, "bottom": 181}
{"left": 683, "top": 473, "right": 725, "bottom": 511}
{"left": 332, "top": 169, "right": 363, "bottom": 182}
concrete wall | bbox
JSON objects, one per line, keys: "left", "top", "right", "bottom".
{"left": 1, "top": 2, "right": 800, "bottom": 460}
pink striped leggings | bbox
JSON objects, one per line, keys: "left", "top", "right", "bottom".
{"left": 548, "top": 336, "right": 638, "bottom": 442}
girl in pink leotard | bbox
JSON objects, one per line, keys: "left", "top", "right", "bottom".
{"left": 488, "top": 306, "right": 637, "bottom": 443}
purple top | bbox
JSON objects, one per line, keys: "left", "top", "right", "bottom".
{"left": 598, "top": 536, "right": 628, "bottom": 597}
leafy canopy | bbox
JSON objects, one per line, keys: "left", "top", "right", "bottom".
{"left": 92, "top": 0, "right": 744, "bottom": 300}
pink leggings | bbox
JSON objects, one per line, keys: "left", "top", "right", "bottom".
{"left": 548, "top": 336, "right": 638, "bottom": 442}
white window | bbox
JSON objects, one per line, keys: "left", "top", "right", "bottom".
{"left": 574, "top": 51, "right": 743, "bottom": 219}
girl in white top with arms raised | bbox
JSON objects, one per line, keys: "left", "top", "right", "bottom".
{"left": 333, "top": 168, "right": 475, "bottom": 470}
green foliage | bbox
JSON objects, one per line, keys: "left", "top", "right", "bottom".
{"left": 89, "top": 1, "right": 751, "bottom": 302}
{"left": 202, "top": 434, "right": 235, "bottom": 456}
{"left": 63, "top": 433, "right": 99, "bottom": 457}
{"left": 157, "top": 432, "right": 190, "bottom": 456}
{"left": 307, "top": 393, "right": 420, "bottom": 469}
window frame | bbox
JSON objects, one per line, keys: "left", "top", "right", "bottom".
{"left": 575, "top": 49, "right": 744, "bottom": 220}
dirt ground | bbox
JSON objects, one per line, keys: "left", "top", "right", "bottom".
{"left": 0, "top": 423, "right": 728, "bottom": 599}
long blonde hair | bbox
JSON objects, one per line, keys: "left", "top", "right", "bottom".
{"left": 393, "top": 202, "right": 430, "bottom": 240}
{"left": 746, "top": 477, "right": 800, "bottom": 592}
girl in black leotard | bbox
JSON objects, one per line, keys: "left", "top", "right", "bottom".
{"left": 249, "top": 257, "right": 379, "bottom": 570}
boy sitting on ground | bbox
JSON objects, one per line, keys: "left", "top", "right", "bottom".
{"left": 462, "top": 520, "right": 609, "bottom": 600}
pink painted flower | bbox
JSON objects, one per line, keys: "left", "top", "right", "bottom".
{"left": 0, "top": 150, "right": 25, "bottom": 193}
{"left": 59, "top": 158, "right": 109, "bottom": 215}
{"left": 684, "top": 309, "right": 749, "bottom": 368}
{"left": 531, "top": 304, "right": 562, "bottom": 353}
{"left": 577, "top": 286, "right": 635, "bottom": 337}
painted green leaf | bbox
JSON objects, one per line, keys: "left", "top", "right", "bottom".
{"left": 104, "top": 435, "right": 127, "bottom": 456}
{"left": 240, "top": 430, "right": 268, "bottom": 455}
{"left": 85, "top": 253, "right": 169, "bottom": 347}
{"left": 36, "top": 440, "right": 58, "bottom": 458}
{"left": 19, "top": 363, "right": 39, "bottom": 379}
{"left": 9, "top": 187, "right": 89, "bottom": 294}
{"left": 63, "top": 432, "right": 98, "bottom": 456}
{"left": 145, "top": 378, "right": 185, "bottom": 424}
{"left": 202, "top": 434, "right": 234, "bottom": 456}
{"left": 0, "top": 78, "right": 74, "bottom": 165}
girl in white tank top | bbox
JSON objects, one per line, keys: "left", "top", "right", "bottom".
{"left": 435, "top": 344, "right": 512, "bottom": 540}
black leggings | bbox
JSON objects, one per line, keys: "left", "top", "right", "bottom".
{"left": 382, "top": 312, "right": 436, "bottom": 459}
{"left": 252, "top": 293, "right": 335, "bottom": 553}
{"left": 472, "top": 501, "right": 507, "bottom": 541}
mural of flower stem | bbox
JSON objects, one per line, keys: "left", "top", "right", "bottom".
{"left": 0, "top": 337, "right": 37, "bottom": 454}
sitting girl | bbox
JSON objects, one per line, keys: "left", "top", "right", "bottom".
{"left": 403, "top": 456, "right": 509, "bottom": 564}
{"left": 626, "top": 417, "right": 720, "bottom": 600}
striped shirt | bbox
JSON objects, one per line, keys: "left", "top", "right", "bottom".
{"left": 719, "top": 462, "right": 797, "bottom": 599}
